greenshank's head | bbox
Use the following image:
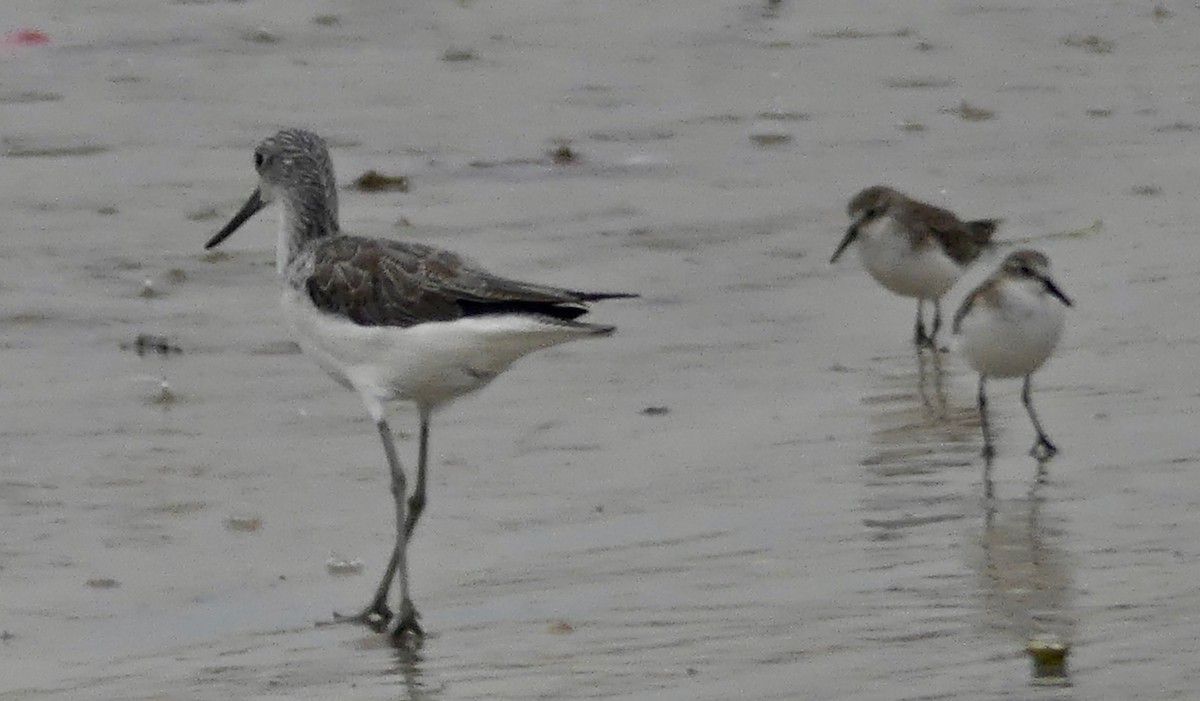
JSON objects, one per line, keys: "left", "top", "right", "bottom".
{"left": 206, "top": 129, "right": 338, "bottom": 250}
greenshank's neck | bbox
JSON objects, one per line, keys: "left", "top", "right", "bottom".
{"left": 276, "top": 184, "right": 339, "bottom": 274}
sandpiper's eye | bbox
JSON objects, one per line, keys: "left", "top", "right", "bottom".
{"left": 253, "top": 151, "right": 264, "bottom": 169}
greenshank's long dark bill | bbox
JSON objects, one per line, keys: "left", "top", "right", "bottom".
{"left": 205, "top": 129, "right": 634, "bottom": 643}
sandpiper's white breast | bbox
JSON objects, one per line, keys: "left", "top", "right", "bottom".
{"left": 959, "top": 279, "right": 1065, "bottom": 378}
{"left": 856, "top": 216, "right": 963, "bottom": 300}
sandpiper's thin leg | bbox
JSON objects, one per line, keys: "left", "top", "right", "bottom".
{"left": 916, "top": 348, "right": 931, "bottom": 408}
{"left": 930, "top": 299, "right": 943, "bottom": 348}
{"left": 982, "top": 456, "right": 995, "bottom": 500}
{"left": 404, "top": 407, "right": 431, "bottom": 539}
{"left": 978, "top": 374, "right": 995, "bottom": 460}
{"left": 914, "top": 300, "right": 929, "bottom": 347}
{"left": 1023, "top": 374, "right": 1058, "bottom": 460}
{"left": 916, "top": 344, "right": 947, "bottom": 413}
{"left": 930, "top": 341, "right": 945, "bottom": 406}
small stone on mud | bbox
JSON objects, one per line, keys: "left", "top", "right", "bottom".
{"left": 442, "top": 47, "right": 476, "bottom": 62}
{"left": 1026, "top": 636, "right": 1069, "bottom": 679}
{"left": 243, "top": 27, "right": 279, "bottom": 43}
{"left": 547, "top": 620, "right": 574, "bottom": 634}
{"left": 550, "top": 144, "right": 580, "bottom": 164}
{"left": 352, "top": 170, "right": 411, "bottom": 193}
{"left": 640, "top": 406, "right": 670, "bottom": 416}
{"left": 945, "top": 100, "right": 995, "bottom": 122}
{"left": 1061, "top": 34, "right": 1114, "bottom": 54}
{"left": 756, "top": 111, "right": 810, "bottom": 122}
{"left": 124, "top": 334, "right": 182, "bottom": 356}
{"left": 749, "top": 132, "right": 792, "bottom": 147}
{"left": 225, "top": 516, "right": 263, "bottom": 533}
{"left": 85, "top": 578, "right": 120, "bottom": 589}
{"left": 326, "top": 556, "right": 365, "bottom": 576}
{"left": 187, "top": 207, "right": 222, "bottom": 222}
{"left": 151, "top": 380, "right": 178, "bottom": 406}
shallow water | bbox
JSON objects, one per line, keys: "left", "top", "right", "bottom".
{"left": 2, "top": 1, "right": 1199, "bottom": 698}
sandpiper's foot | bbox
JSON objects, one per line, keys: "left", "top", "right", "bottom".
{"left": 915, "top": 330, "right": 944, "bottom": 354}
{"left": 981, "top": 443, "right": 996, "bottom": 461}
{"left": 333, "top": 601, "right": 392, "bottom": 633}
{"left": 387, "top": 599, "right": 424, "bottom": 644}
{"left": 1030, "top": 437, "right": 1058, "bottom": 461}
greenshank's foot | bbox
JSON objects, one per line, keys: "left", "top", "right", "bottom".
{"left": 387, "top": 600, "right": 424, "bottom": 643}
{"left": 333, "top": 603, "right": 392, "bottom": 633}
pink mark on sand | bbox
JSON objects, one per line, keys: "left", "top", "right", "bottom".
{"left": 4, "top": 29, "right": 51, "bottom": 46}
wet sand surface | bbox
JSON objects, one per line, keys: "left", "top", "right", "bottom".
{"left": 2, "top": 1, "right": 1199, "bottom": 698}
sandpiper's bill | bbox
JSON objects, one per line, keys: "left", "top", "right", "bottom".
{"left": 831, "top": 186, "right": 998, "bottom": 349}
{"left": 204, "top": 129, "right": 634, "bottom": 643}
{"left": 952, "top": 249, "right": 1071, "bottom": 460}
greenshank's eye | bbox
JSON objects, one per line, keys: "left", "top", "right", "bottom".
{"left": 254, "top": 151, "right": 264, "bottom": 169}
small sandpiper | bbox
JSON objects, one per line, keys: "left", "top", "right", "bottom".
{"left": 953, "top": 249, "right": 1072, "bottom": 460}
{"left": 204, "top": 129, "right": 634, "bottom": 642}
{"left": 831, "top": 185, "right": 998, "bottom": 349}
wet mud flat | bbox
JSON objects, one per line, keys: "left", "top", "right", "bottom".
{"left": 3, "top": 1, "right": 1200, "bottom": 699}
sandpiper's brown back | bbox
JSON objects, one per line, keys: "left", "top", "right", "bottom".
{"left": 897, "top": 196, "right": 998, "bottom": 265}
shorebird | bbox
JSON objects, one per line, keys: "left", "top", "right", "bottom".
{"left": 953, "top": 249, "right": 1071, "bottom": 460}
{"left": 831, "top": 186, "right": 998, "bottom": 349}
{"left": 204, "top": 129, "right": 633, "bottom": 642}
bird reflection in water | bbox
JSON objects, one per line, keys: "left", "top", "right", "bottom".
{"left": 978, "top": 468, "right": 1074, "bottom": 686}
